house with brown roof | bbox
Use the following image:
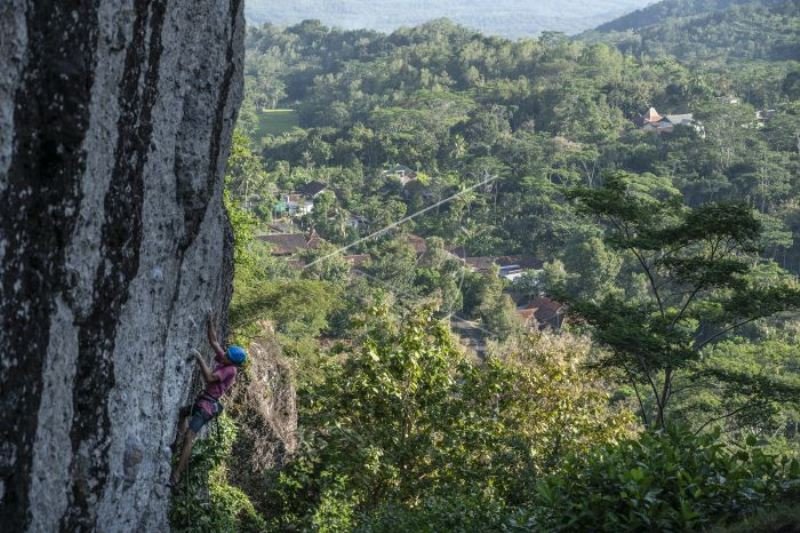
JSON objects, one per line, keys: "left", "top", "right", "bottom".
{"left": 383, "top": 164, "right": 418, "bottom": 186}
{"left": 463, "top": 256, "right": 496, "bottom": 272}
{"left": 517, "top": 296, "right": 566, "bottom": 330}
{"left": 638, "top": 107, "right": 702, "bottom": 136}
{"left": 268, "top": 221, "right": 297, "bottom": 234}
{"left": 257, "top": 230, "right": 322, "bottom": 256}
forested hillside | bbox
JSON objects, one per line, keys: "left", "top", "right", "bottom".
{"left": 171, "top": 12, "right": 800, "bottom": 533}
{"left": 595, "top": 0, "right": 770, "bottom": 32}
{"left": 586, "top": 0, "right": 800, "bottom": 63}
{"left": 245, "top": 0, "right": 654, "bottom": 38}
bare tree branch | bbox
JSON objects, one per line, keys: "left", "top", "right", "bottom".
{"left": 693, "top": 400, "right": 767, "bottom": 436}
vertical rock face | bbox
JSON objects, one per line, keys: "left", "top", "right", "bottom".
{"left": 0, "top": 1, "right": 244, "bottom": 531}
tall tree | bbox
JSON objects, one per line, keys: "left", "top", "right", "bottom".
{"left": 560, "top": 171, "right": 800, "bottom": 429}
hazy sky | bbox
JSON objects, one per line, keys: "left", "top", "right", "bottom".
{"left": 245, "top": 0, "right": 657, "bottom": 38}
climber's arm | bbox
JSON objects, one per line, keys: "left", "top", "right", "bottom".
{"left": 194, "top": 350, "right": 220, "bottom": 383}
{"left": 207, "top": 313, "right": 225, "bottom": 358}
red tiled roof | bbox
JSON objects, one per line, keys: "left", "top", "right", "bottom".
{"left": 268, "top": 222, "right": 296, "bottom": 233}
{"left": 517, "top": 308, "right": 536, "bottom": 322}
{"left": 519, "top": 296, "right": 566, "bottom": 329}
{"left": 641, "top": 107, "right": 663, "bottom": 124}
{"left": 257, "top": 232, "right": 321, "bottom": 256}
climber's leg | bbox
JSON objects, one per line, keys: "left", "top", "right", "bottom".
{"left": 170, "top": 430, "right": 196, "bottom": 485}
{"left": 171, "top": 406, "right": 192, "bottom": 453}
{"left": 169, "top": 407, "right": 210, "bottom": 486}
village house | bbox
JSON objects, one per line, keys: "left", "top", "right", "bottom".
{"left": 460, "top": 255, "right": 544, "bottom": 281}
{"left": 257, "top": 230, "right": 322, "bottom": 256}
{"left": 756, "top": 109, "right": 776, "bottom": 126}
{"left": 273, "top": 182, "right": 330, "bottom": 219}
{"left": 382, "top": 164, "right": 418, "bottom": 186}
{"left": 638, "top": 107, "right": 704, "bottom": 136}
{"left": 267, "top": 221, "right": 296, "bottom": 234}
{"left": 516, "top": 296, "right": 566, "bottom": 330}
{"left": 499, "top": 264, "right": 525, "bottom": 281}
{"left": 274, "top": 193, "right": 314, "bottom": 218}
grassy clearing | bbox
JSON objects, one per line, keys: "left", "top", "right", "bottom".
{"left": 255, "top": 109, "right": 299, "bottom": 139}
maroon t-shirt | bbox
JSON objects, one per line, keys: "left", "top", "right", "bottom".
{"left": 197, "top": 353, "right": 237, "bottom": 416}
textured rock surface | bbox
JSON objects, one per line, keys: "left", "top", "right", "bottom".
{"left": 0, "top": 1, "right": 244, "bottom": 531}
{"left": 227, "top": 330, "right": 298, "bottom": 509}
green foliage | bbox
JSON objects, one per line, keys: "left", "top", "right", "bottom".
{"left": 512, "top": 428, "right": 800, "bottom": 532}
{"left": 241, "top": 15, "right": 800, "bottom": 273}
{"left": 356, "top": 491, "right": 508, "bottom": 533}
{"left": 561, "top": 235, "right": 624, "bottom": 301}
{"left": 170, "top": 415, "right": 266, "bottom": 533}
{"left": 712, "top": 493, "right": 800, "bottom": 532}
{"left": 265, "top": 311, "right": 634, "bottom": 530}
{"left": 561, "top": 171, "right": 800, "bottom": 429}
{"left": 225, "top": 130, "right": 273, "bottom": 218}
{"left": 231, "top": 278, "right": 342, "bottom": 342}
{"left": 256, "top": 109, "right": 299, "bottom": 138}
{"left": 589, "top": 0, "right": 800, "bottom": 64}
{"left": 224, "top": 187, "right": 261, "bottom": 278}
{"left": 672, "top": 334, "right": 800, "bottom": 440}
{"left": 226, "top": 11, "right": 800, "bottom": 531}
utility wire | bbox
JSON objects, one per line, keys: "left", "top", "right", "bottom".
{"left": 302, "top": 174, "right": 499, "bottom": 270}
{"left": 235, "top": 175, "right": 502, "bottom": 334}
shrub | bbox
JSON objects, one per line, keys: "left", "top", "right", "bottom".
{"left": 510, "top": 428, "right": 800, "bottom": 532}
{"left": 170, "top": 415, "right": 267, "bottom": 533}
{"left": 264, "top": 314, "right": 635, "bottom": 530}
{"left": 356, "top": 490, "right": 508, "bottom": 533}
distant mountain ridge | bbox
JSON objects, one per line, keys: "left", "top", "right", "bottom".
{"left": 593, "top": 0, "right": 762, "bottom": 32}
{"left": 245, "top": 0, "right": 656, "bottom": 38}
{"left": 585, "top": 0, "right": 800, "bottom": 63}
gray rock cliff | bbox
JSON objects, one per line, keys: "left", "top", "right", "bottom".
{"left": 0, "top": 1, "right": 244, "bottom": 530}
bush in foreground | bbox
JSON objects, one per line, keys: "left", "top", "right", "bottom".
{"left": 510, "top": 428, "right": 800, "bottom": 532}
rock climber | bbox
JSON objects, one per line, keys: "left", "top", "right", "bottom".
{"left": 169, "top": 313, "right": 247, "bottom": 487}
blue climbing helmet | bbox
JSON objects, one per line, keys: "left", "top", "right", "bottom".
{"left": 226, "top": 345, "right": 247, "bottom": 366}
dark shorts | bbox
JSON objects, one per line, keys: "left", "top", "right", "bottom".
{"left": 188, "top": 405, "right": 213, "bottom": 433}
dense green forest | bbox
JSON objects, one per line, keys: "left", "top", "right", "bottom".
{"left": 245, "top": 0, "right": 654, "bottom": 38}
{"left": 172, "top": 1, "right": 800, "bottom": 530}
